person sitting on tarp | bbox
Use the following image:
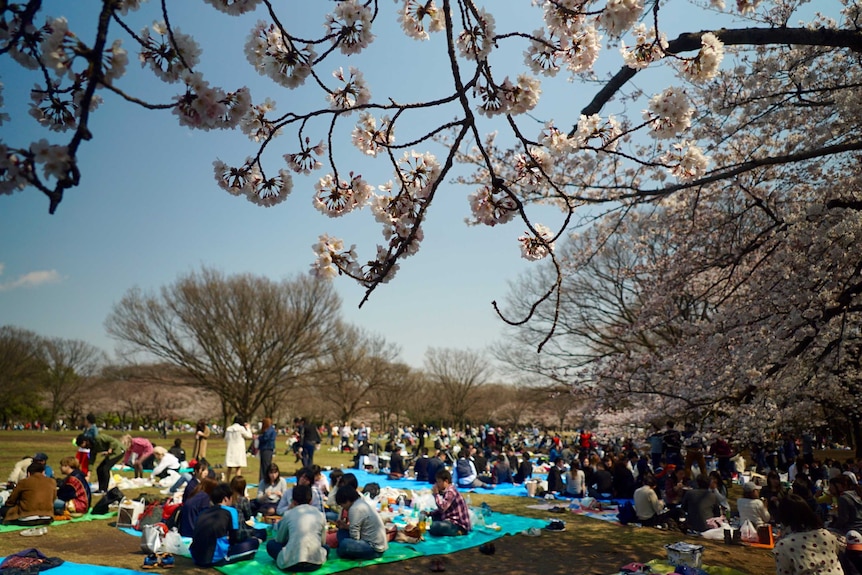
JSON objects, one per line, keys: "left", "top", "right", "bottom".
{"left": 266, "top": 484, "right": 328, "bottom": 572}
{"left": 0, "top": 461, "right": 56, "bottom": 524}
{"left": 334, "top": 485, "right": 388, "bottom": 560}
{"left": 55, "top": 456, "right": 91, "bottom": 514}
{"left": 429, "top": 469, "right": 471, "bottom": 536}
{"left": 190, "top": 482, "right": 259, "bottom": 567}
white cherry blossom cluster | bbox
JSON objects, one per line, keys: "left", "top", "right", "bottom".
{"left": 467, "top": 184, "right": 519, "bottom": 226}
{"left": 0, "top": 146, "right": 30, "bottom": 195}
{"left": 513, "top": 147, "right": 554, "bottom": 193}
{"left": 310, "top": 234, "right": 359, "bottom": 280}
{"left": 352, "top": 112, "right": 395, "bottom": 157}
{"left": 285, "top": 139, "right": 326, "bottom": 175}
{"left": 576, "top": 114, "right": 622, "bottom": 150}
{"left": 202, "top": 0, "right": 262, "bottom": 16}
{"left": 540, "top": 0, "right": 589, "bottom": 36}
{"left": 172, "top": 71, "right": 251, "bottom": 131}
{"left": 518, "top": 223, "right": 555, "bottom": 261}
{"left": 475, "top": 74, "right": 541, "bottom": 117}
{"left": 539, "top": 122, "right": 575, "bottom": 155}
{"left": 679, "top": 33, "right": 725, "bottom": 82}
{"left": 239, "top": 98, "right": 280, "bottom": 142}
{"left": 116, "top": 0, "right": 149, "bottom": 16}
{"left": 329, "top": 67, "right": 371, "bottom": 111}
{"left": 31, "top": 139, "right": 71, "bottom": 181}
{"left": 326, "top": 0, "right": 375, "bottom": 55}
{"left": 138, "top": 22, "right": 201, "bottom": 84}
{"left": 397, "top": 0, "right": 445, "bottom": 41}
{"left": 457, "top": 9, "right": 495, "bottom": 61}
{"left": 313, "top": 172, "right": 373, "bottom": 217}
{"left": 644, "top": 87, "right": 693, "bottom": 138}
{"left": 620, "top": 24, "right": 668, "bottom": 70}
{"left": 39, "top": 17, "right": 76, "bottom": 78}
{"left": 597, "top": 0, "right": 644, "bottom": 38}
{"left": 245, "top": 21, "right": 315, "bottom": 89}
{"left": 659, "top": 140, "right": 710, "bottom": 181}
{"left": 524, "top": 25, "right": 601, "bottom": 77}
{"left": 213, "top": 158, "right": 292, "bottom": 207}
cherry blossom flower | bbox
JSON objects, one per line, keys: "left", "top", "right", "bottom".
{"left": 0, "top": 145, "right": 29, "bottom": 195}
{"left": 328, "top": 67, "right": 371, "bottom": 111}
{"left": 103, "top": 39, "right": 129, "bottom": 83}
{"left": 326, "top": 0, "right": 375, "bottom": 55}
{"left": 513, "top": 147, "right": 554, "bottom": 192}
{"left": 736, "top": 0, "right": 763, "bottom": 14}
{"left": 245, "top": 21, "right": 315, "bottom": 89}
{"left": 541, "top": 0, "right": 589, "bottom": 36}
{"left": 597, "top": 0, "right": 644, "bottom": 38}
{"left": 396, "top": 151, "right": 440, "bottom": 199}
{"left": 467, "top": 184, "right": 519, "bottom": 226}
{"left": 524, "top": 29, "right": 562, "bottom": 77}
{"left": 518, "top": 224, "right": 555, "bottom": 261}
{"left": 245, "top": 168, "right": 293, "bottom": 207}
{"left": 173, "top": 71, "right": 251, "bottom": 130}
{"left": 397, "top": 0, "right": 444, "bottom": 41}
{"left": 30, "top": 139, "right": 71, "bottom": 181}
{"left": 620, "top": 24, "right": 668, "bottom": 70}
{"left": 202, "top": 0, "right": 262, "bottom": 16}
{"left": 352, "top": 112, "right": 394, "bottom": 157}
{"left": 239, "top": 98, "right": 280, "bottom": 142}
{"left": 285, "top": 139, "right": 326, "bottom": 174}
{"left": 679, "top": 33, "right": 725, "bottom": 82}
{"left": 643, "top": 87, "right": 692, "bottom": 138}
{"left": 40, "top": 17, "right": 76, "bottom": 78}
{"left": 139, "top": 22, "right": 201, "bottom": 84}
{"left": 560, "top": 26, "right": 602, "bottom": 74}
{"left": 313, "top": 172, "right": 373, "bottom": 217}
{"left": 576, "top": 114, "right": 622, "bottom": 150}
{"left": 29, "top": 84, "right": 76, "bottom": 132}
{"left": 457, "top": 9, "right": 495, "bottom": 61}
{"left": 116, "top": 0, "right": 149, "bottom": 15}
{"left": 213, "top": 158, "right": 261, "bottom": 196}
{"left": 660, "top": 140, "right": 710, "bottom": 181}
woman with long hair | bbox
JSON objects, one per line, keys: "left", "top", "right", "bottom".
{"left": 192, "top": 419, "right": 210, "bottom": 460}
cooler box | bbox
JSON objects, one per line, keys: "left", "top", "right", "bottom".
{"left": 665, "top": 541, "right": 704, "bottom": 568}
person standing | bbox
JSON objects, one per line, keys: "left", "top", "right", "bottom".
{"left": 258, "top": 417, "right": 277, "bottom": 484}
{"left": 225, "top": 416, "right": 253, "bottom": 483}
{"left": 300, "top": 418, "right": 321, "bottom": 469}
{"left": 193, "top": 419, "right": 211, "bottom": 461}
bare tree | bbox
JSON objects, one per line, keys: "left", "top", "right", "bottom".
{"left": 424, "top": 347, "right": 493, "bottom": 427}
{"left": 105, "top": 267, "right": 341, "bottom": 424}
{"left": 308, "top": 324, "right": 402, "bottom": 423}
{"left": 41, "top": 337, "right": 106, "bottom": 426}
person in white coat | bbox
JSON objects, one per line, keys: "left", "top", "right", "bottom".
{"left": 225, "top": 416, "right": 253, "bottom": 483}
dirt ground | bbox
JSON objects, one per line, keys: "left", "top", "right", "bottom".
{"left": 0, "top": 492, "right": 777, "bottom": 575}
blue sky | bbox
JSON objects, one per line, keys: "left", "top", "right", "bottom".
{"left": 0, "top": 1, "right": 824, "bottom": 370}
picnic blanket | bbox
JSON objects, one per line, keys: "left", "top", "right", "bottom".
{"left": 0, "top": 510, "right": 116, "bottom": 533}
{"left": 528, "top": 499, "right": 627, "bottom": 524}
{"left": 644, "top": 559, "right": 749, "bottom": 575}
{"left": 0, "top": 557, "right": 142, "bottom": 575}
{"left": 320, "top": 468, "right": 532, "bottom": 497}
{"left": 214, "top": 511, "right": 547, "bottom": 575}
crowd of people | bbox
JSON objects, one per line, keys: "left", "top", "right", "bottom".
{"left": 4, "top": 414, "right": 862, "bottom": 574}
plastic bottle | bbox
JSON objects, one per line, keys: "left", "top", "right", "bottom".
{"left": 465, "top": 493, "right": 472, "bottom": 507}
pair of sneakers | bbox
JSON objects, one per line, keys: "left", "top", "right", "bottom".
{"left": 20, "top": 526, "right": 48, "bottom": 537}
{"left": 143, "top": 553, "right": 175, "bottom": 569}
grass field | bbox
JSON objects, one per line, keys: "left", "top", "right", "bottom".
{"left": 0, "top": 430, "right": 781, "bottom": 575}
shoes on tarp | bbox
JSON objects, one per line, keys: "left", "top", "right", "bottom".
{"left": 545, "top": 519, "right": 566, "bottom": 532}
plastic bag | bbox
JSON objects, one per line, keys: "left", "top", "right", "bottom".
{"left": 140, "top": 523, "right": 163, "bottom": 554}
{"left": 162, "top": 527, "right": 189, "bottom": 555}
{"left": 739, "top": 520, "right": 758, "bottom": 543}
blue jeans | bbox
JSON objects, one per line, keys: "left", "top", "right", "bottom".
{"left": 429, "top": 520, "right": 464, "bottom": 537}
{"left": 170, "top": 473, "right": 192, "bottom": 493}
{"left": 336, "top": 538, "right": 382, "bottom": 560}
{"left": 266, "top": 539, "right": 285, "bottom": 560}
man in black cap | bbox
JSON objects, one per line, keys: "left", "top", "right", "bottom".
{"left": 32, "top": 453, "right": 54, "bottom": 479}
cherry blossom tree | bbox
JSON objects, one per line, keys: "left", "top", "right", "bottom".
{"left": 5, "top": 1, "right": 862, "bottom": 441}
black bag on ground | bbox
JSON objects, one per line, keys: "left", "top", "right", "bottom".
{"left": 363, "top": 483, "right": 380, "bottom": 499}
{"left": 617, "top": 501, "right": 637, "bottom": 525}
{"left": 92, "top": 487, "right": 124, "bottom": 515}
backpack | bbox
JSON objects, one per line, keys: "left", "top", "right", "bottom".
{"left": 617, "top": 501, "right": 637, "bottom": 525}
{"left": 455, "top": 458, "right": 472, "bottom": 482}
{"left": 138, "top": 500, "right": 165, "bottom": 529}
{"left": 363, "top": 483, "right": 380, "bottom": 499}
{"left": 92, "top": 487, "right": 125, "bottom": 515}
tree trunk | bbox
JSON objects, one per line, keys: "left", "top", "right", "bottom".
{"left": 853, "top": 415, "right": 862, "bottom": 460}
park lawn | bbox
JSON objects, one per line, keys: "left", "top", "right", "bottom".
{"left": 1, "top": 431, "right": 778, "bottom": 574}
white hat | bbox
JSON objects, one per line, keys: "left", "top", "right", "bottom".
{"left": 846, "top": 530, "right": 862, "bottom": 551}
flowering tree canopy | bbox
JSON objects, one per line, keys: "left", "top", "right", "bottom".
{"left": 4, "top": 1, "right": 862, "bottom": 437}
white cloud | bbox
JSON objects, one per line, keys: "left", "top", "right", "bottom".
{"left": 0, "top": 268, "right": 63, "bottom": 292}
